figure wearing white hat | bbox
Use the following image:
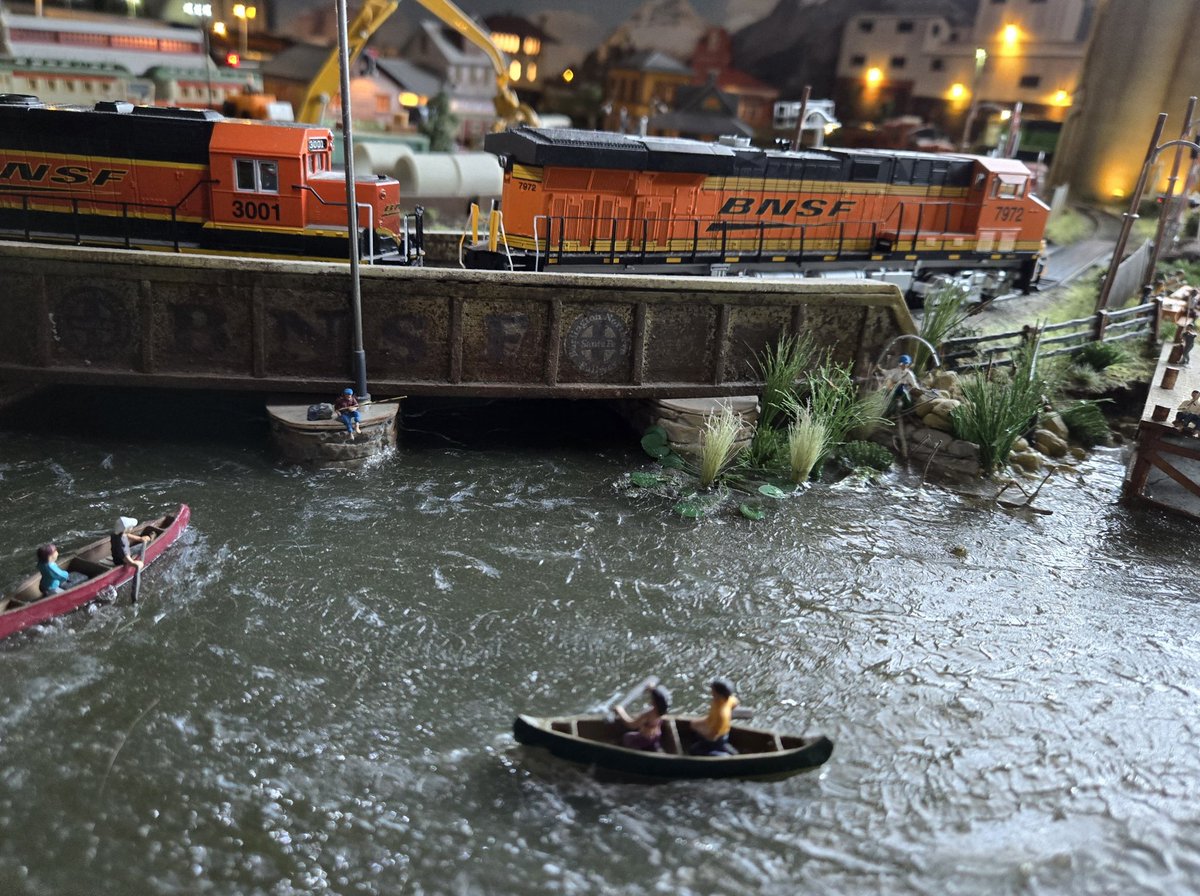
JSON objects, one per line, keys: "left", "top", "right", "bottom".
{"left": 110, "top": 516, "right": 153, "bottom": 570}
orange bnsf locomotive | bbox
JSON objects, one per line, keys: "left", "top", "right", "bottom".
{"left": 0, "top": 94, "right": 422, "bottom": 264}
{"left": 466, "top": 127, "right": 1047, "bottom": 298}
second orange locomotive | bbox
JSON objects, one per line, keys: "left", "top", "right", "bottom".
{"left": 467, "top": 127, "right": 1047, "bottom": 298}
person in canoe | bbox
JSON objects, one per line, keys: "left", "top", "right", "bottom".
{"left": 36, "top": 544, "right": 70, "bottom": 596}
{"left": 111, "top": 517, "right": 153, "bottom": 570}
{"left": 689, "top": 677, "right": 739, "bottom": 756}
{"left": 612, "top": 684, "right": 671, "bottom": 752}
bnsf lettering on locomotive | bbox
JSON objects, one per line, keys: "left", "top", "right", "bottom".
{"left": 0, "top": 161, "right": 127, "bottom": 186}
{"left": 717, "top": 196, "right": 857, "bottom": 218}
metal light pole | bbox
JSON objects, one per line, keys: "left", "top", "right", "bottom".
{"left": 335, "top": 0, "right": 368, "bottom": 400}
{"left": 959, "top": 47, "right": 987, "bottom": 151}
{"left": 1096, "top": 113, "right": 1169, "bottom": 312}
{"left": 1149, "top": 96, "right": 1198, "bottom": 279}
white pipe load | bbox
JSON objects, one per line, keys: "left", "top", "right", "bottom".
{"left": 393, "top": 151, "right": 502, "bottom": 200}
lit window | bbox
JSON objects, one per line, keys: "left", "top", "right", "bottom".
{"left": 527, "top": 62, "right": 537, "bottom": 81}
{"left": 509, "top": 60, "right": 521, "bottom": 81}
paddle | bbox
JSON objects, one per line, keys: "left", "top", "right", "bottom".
{"left": 130, "top": 563, "right": 140, "bottom": 604}
{"left": 606, "top": 676, "right": 659, "bottom": 723}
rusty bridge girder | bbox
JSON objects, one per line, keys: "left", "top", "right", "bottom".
{"left": 0, "top": 242, "right": 915, "bottom": 398}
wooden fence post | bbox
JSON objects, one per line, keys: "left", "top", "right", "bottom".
{"left": 1150, "top": 296, "right": 1163, "bottom": 348}
{"left": 1094, "top": 309, "right": 1108, "bottom": 342}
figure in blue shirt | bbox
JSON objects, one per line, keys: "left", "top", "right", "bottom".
{"left": 36, "top": 544, "right": 71, "bottom": 596}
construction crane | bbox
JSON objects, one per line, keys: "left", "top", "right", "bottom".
{"left": 293, "top": 0, "right": 539, "bottom": 128}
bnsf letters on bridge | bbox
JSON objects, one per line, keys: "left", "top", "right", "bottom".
{"left": 0, "top": 161, "right": 128, "bottom": 187}
{"left": 717, "top": 197, "right": 857, "bottom": 218}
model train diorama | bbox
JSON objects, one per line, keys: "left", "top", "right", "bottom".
{"left": 465, "top": 126, "right": 1049, "bottom": 298}
{"left": 0, "top": 93, "right": 423, "bottom": 264}
{"left": 0, "top": 96, "right": 1048, "bottom": 299}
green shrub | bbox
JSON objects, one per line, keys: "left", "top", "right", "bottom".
{"left": 836, "top": 440, "right": 894, "bottom": 472}
{"left": 1065, "top": 363, "right": 1103, "bottom": 391}
{"left": 1059, "top": 400, "right": 1112, "bottom": 448}
{"left": 1072, "top": 341, "right": 1128, "bottom": 371}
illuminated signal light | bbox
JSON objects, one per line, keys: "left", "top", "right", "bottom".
{"left": 225, "top": 52, "right": 241, "bottom": 67}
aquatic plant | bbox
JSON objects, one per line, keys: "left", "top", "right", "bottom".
{"left": 836, "top": 440, "right": 894, "bottom": 472}
{"left": 917, "top": 280, "right": 972, "bottom": 372}
{"left": 697, "top": 405, "right": 745, "bottom": 489}
{"left": 950, "top": 340, "right": 1045, "bottom": 475}
{"left": 1059, "top": 400, "right": 1113, "bottom": 448}
{"left": 795, "top": 357, "right": 886, "bottom": 452}
{"left": 748, "top": 334, "right": 815, "bottom": 466}
{"left": 786, "top": 409, "right": 829, "bottom": 483}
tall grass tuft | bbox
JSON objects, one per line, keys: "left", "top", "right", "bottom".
{"left": 917, "top": 280, "right": 972, "bottom": 372}
{"left": 1059, "top": 400, "right": 1112, "bottom": 448}
{"left": 950, "top": 340, "right": 1045, "bottom": 475}
{"left": 799, "top": 357, "right": 885, "bottom": 451}
{"left": 697, "top": 404, "right": 745, "bottom": 489}
{"left": 787, "top": 409, "right": 829, "bottom": 483}
{"left": 1072, "top": 341, "right": 1128, "bottom": 371}
{"left": 748, "top": 334, "right": 815, "bottom": 466}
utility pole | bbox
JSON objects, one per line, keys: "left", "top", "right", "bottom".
{"left": 336, "top": 0, "right": 369, "bottom": 400}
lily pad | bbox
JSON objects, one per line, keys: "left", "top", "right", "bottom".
{"left": 739, "top": 503, "right": 765, "bottom": 521}
{"left": 640, "top": 427, "right": 669, "bottom": 458}
{"left": 673, "top": 500, "right": 704, "bottom": 519}
{"left": 630, "top": 471, "right": 661, "bottom": 488}
{"left": 659, "top": 452, "right": 686, "bottom": 470}
{"left": 757, "top": 484, "right": 788, "bottom": 499}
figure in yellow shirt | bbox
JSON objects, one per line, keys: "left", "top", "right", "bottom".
{"left": 689, "top": 677, "right": 739, "bottom": 755}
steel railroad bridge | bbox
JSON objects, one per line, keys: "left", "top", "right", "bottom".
{"left": 0, "top": 242, "right": 914, "bottom": 398}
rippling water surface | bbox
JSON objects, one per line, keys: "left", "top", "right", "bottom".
{"left": 1, "top": 392, "right": 1198, "bottom": 895}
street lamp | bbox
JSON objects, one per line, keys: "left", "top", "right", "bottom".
{"left": 183, "top": 2, "right": 215, "bottom": 107}
{"left": 1095, "top": 108, "right": 1200, "bottom": 312}
{"left": 233, "top": 4, "right": 256, "bottom": 59}
{"left": 959, "top": 47, "right": 987, "bottom": 150}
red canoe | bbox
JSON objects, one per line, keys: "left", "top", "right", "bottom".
{"left": 0, "top": 505, "right": 190, "bottom": 641}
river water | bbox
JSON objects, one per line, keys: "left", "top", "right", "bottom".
{"left": 1, "top": 390, "right": 1198, "bottom": 895}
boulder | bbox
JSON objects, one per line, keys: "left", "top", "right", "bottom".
{"left": 927, "top": 370, "right": 962, "bottom": 395}
{"left": 1033, "top": 429, "right": 1069, "bottom": 458}
{"left": 1010, "top": 450, "right": 1044, "bottom": 473}
{"left": 922, "top": 411, "right": 956, "bottom": 433}
{"left": 1040, "top": 411, "right": 1070, "bottom": 441}
{"left": 927, "top": 397, "right": 962, "bottom": 418}
{"left": 1013, "top": 436, "right": 1029, "bottom": 452}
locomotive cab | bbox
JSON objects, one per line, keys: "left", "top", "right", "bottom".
{"left": 205, "top": 120, "right": 407, "bottom": 262}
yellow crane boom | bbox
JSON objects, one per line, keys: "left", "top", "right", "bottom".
{"left": 295, "top": 0, "right": 539, "bottom": 128}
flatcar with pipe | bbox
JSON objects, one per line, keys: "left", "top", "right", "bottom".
{"left": 0, "top": 94, "right": 423, "bottom": 264}
{"left": 465, "top": 127, "right": 1048, "bottom": 299}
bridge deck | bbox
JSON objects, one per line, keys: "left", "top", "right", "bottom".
{"left": 0, "top": 242, "right": 914, "bottom": 399}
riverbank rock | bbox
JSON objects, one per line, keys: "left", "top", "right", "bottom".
{"left": 1040, "top": 411, "right": 1070, "bottom": 441}
{"left": 926, "top": 370, "right": 963, "bottom": 396}
{"left": 868, "top": 420, "right": 982, "bottom": 478}
{"left": 1033, "top": 429, "right": 1069, "bottom": 458}
{"left": 618, "top": 396, "right": 759, "bottom": 458}
{"left": 1010, "top": 450, "right": 1044, "bottom": 473}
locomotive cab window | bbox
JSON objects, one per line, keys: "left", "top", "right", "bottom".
{"left": 235, "top": 159, "right": 279, "bottom": 193}
{"left": 991, "top": 175, "right": 1026, "bottom": 199}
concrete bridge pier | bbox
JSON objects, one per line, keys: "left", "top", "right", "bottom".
{"left": 267, "top": 402, "right": 399, "bottom": 469}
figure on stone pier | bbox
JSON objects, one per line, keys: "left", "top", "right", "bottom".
{"left": 334, "top": 388, "right": 362, "bottom": 437}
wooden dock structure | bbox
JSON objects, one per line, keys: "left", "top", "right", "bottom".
{"left": 1123, "top": 338, "right": 1200, "bottom": 517}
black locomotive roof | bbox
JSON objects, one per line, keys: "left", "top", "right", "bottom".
{"left": 486, "top": 126, "right": 976, "bottom": 188}
{"left": 0, "top": 98, "right": 221, "bottom": 166}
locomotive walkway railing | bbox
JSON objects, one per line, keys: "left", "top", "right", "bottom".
{"left": 940, "top": 301, "right": 1159, "bottom": 371}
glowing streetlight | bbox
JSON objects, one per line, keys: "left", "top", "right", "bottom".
{"left": 864, "top": 67, "right": 883, "bottom": 88}
{"left": 233, "top": 4, "right": 256, "bottom": 59}
{"left": 562, "top": 68, "right": 574, "bottom": 84}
